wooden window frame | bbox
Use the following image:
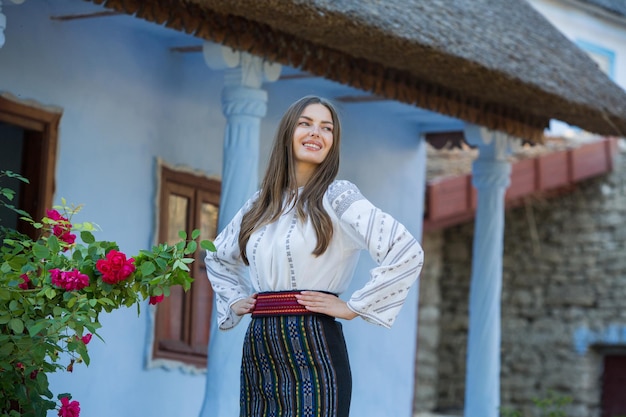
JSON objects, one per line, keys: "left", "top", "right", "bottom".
{"left": 0, "top": 93, "right": 60, "bottom": 237}
{"left": 151, "top": 164, "right": 220, "bottom": 368}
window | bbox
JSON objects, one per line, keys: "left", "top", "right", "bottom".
{"left": 0, "top": 94, "right": 60, "bottom": 239}
{"left": 152, "top": 164, "right": 220, "bottom": 368}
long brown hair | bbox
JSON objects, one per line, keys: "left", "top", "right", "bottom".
{"left": 238, "top": 96, "right": 342, "bottom": 265}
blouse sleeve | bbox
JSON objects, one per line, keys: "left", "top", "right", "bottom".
{"left": 327, "top": 180, "right": 424, "bottom": 329}
{"left": 205, "top": 194, "right": 257, "bottom": 330}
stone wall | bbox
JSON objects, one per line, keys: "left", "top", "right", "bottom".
{"left": 431, "top": 221, "right": 473, "bottom": 415}
{"left": 414, "top": 230, "right": 444, "bottom": 413}
{"left": 419, "top": 141, "right": 626, "bottom": 416}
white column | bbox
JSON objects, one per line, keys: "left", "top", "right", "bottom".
{"left": 203, "top": 43, "right": 281, "bottom": 230}
{"left": 200, "top": 43, "right": 281, "bottom": 417}
{"left": 218, "top": 85, "right": 267, "bottom": 230}
{"left": 463, "top": 125, "right": 517, "bottom": 417}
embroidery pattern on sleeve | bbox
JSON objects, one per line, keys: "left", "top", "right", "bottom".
{"left": 328, "top": 180, "right": 365, "bottom": 217}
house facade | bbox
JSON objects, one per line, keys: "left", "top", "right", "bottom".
{"left": 0, "top": 2, "right": 429, "bottom": 416}
{"left": 413, "top": 1, "right": 626, "bottom": 416}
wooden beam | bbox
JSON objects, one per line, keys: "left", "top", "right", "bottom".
{"left": 170, "top": 45, "right": 203, "bottom": 53}
{"left": 334, "top": 95, "right": 386, "bottom": 103}
{"left": 279, "top": 73, "right": 316, "bottom": 80}
{"left": 49, "top": 11, "right": 122, "bottom": 21}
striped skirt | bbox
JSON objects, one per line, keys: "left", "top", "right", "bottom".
{"left": 240, "top": 314, "right": 352, "bottom": 417}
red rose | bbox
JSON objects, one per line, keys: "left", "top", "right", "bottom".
{"left": 149, "top": 294, "right": 165, "bottom": 305}
{"left": 50, "top": 269, "right": 63, "bottom": 287}
{"left": 46, "top": 209, "right": 64, "bottom": 222}
{"left": 50, "top": 269, "right": 89, "bottom": 291}
{"left": 58, "top": 230, "right": 77, "bottom": 246}
{"left": 46, "top": 209, "right": 76, "bottom": 248}
{"left": 62, "top": 270, "right": 89, "bottom": 291}
{"left": 58, "top": 397, "right": 80, "bottom": 417}
{"left": 96, "top": 250, "right": 135, "bottom": 284}
{"left": 18, "top": 274, "right": 30, "bottom": 290}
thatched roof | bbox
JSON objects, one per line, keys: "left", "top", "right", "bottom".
{"left": 89, "top": 0, "right": 626, "bottom": 143}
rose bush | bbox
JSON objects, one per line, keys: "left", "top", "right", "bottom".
{"left": 0, "top": 171, "right": 214, "bottom": 416}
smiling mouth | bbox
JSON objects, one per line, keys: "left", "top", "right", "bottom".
{"left": 303, "top": 142, "right": 321, "bottom": 151}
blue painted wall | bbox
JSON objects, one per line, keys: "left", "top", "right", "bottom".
{"left": 1, "top": 2, "right": 434, "bottom": 416}
{"left": 1, "top": 3, "right": 214, "bottom": 416}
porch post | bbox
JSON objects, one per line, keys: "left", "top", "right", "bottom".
{"left": 217, "top": 85, "right": 267, "bottom": 231}
{"left": 203, "top": 43, "right": 281, "bottom": 231}
{"left": 200, "top": 43, "right": 280, "bottom": 417}
{"left": 463, "top": 125, "right": 515, "bottom": 417}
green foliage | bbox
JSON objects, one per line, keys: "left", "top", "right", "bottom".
{"left": 500, "top": 390, "right": 573, "bottom": 417}
{"left": 0, "top": 171, "right": 214, "bottom": 416}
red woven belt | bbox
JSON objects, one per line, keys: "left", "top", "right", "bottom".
{"left": 251, "top": 291, "right": 310, "bottom": 317}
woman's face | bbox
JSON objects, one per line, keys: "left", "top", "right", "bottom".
{"left": 292, "top": 103, "right": 334, "bottom": 183}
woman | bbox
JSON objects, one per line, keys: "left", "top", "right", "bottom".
{"left": 206, "top": 95, "right": 424, "bottom": 417}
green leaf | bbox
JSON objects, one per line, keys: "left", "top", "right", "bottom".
{"left": 0, "top": 288, "right": 11, "bottom": 300}
{"left": 45, "top": 287, "right": 57, "bottom": 299}
{"left": 32, "top": 243, "right": 50, "bottom": 260}
{"left": 155, "top": 258, "right": 167, "bottom": 270}
{"left": 28, "top": 320, "right": 48, "bottom": 337}
{"left": 0, "top": 314, "right": 11, "bottom": 324}
{"left": 178, "top": 230, "right": 187, "bottom": 240}
{"left": 97, "top": 298, "right": 115, "bottom": 306}
{"left": 7, "top": 257, "right": 25, "bottom": 272}
{"left": 1, "top": 188, "right": 15, "bottom": 199}
{"left": 173, "top": 259, "right": 190, "bottom": 272}
{"left": 185, "top": 240, "right": 197, "bottom": 255}
{"left": 84, "top": 321, "right": 102, "bottom": 333}
{"left": 200, "top": 240, "right": 216, "bottom": 252}
{"left": 0, "top": 341, "right": 14, "bottom": 356}
{"left": 0, "top": 261, "right": 12, "bottom": 273}
{"left": 9, "top": 317, "right": 24, "bottom": 334}
{"left": 140, "top": 262, "right": 156, "bottom": 277}
{"left": 191, "top": 229, "right": 201, "bottom": 240}
{"left": 48, "top": 236, "right": 60, "bottom": 254}
{"left": 158, "top": 251, "right": 173, "bottom": 260}
{"left": 81, "top": 230, "right": 95, "bottom": 244}
{"left": 77, "top": 343, "right": 90, "bottom": 366}
{"left": 72, "top": 250, "right": 84, "bottom": 262}
{"left": 3, "top": 170, "right": 29, "bottom": 182}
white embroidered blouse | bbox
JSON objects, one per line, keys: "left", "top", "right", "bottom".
{"left": 205, "top": 180, "right": 424, "bottom": 330}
